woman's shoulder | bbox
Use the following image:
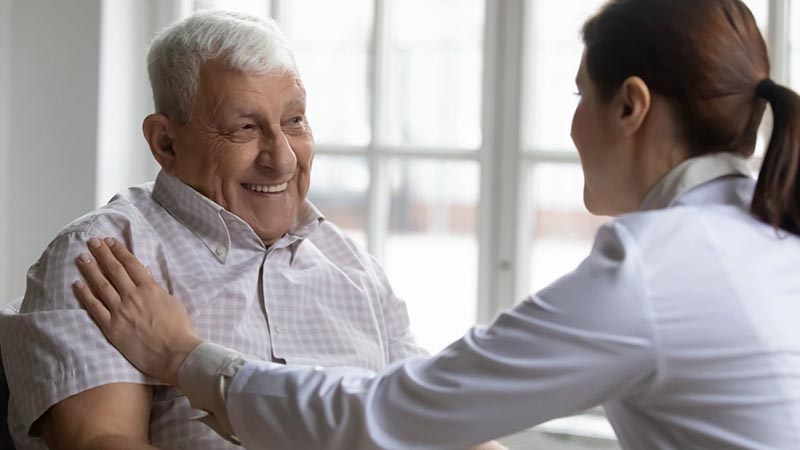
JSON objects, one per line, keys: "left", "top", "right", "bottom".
{"left": 610, "top": 202, "right": 742, "bottom": 248}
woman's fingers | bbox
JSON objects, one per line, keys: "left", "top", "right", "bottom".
{"left": 73, "top": 237, "right": 202, "bottom": 385}
{"left": 72, "top": 279, "right": 112, "bottom": 328}
{"left": 76, "top": 250, "right": 123, "bottom": 310}
{"left": 103, "top": 237, "right": 153, "bottom": 286}
{"left": 87, "top": 237, "right": 137, "bottom": 295}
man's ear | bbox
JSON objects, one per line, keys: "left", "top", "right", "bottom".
{"left": 143, "top": 114, "right": 179, "bottom": 175}
{"left": 614, "top": 76, "right": 651, "bottom": 137}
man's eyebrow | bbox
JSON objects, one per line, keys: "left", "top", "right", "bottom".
{"left": 231, "top": 107, "right": 261, "bottom": 119}
{"left": 233, "top": 106, "right": 257, "bottom": 117}
{"left": 285, "top": 97, "right": 306, "bottom": 112}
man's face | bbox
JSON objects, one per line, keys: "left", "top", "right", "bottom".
{"left": 169, "top": 62, "right": 314, "bottom": 245}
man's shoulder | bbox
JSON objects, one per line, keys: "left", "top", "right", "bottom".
{"left": 300, "top": 219, "right": 397, "bottom": 289}
{"left": 57, "top": 182, "right": 159, "bottom": 240}
{"left": 307, "top": 220, "right": 374, "bottom": 265}
{"left": 30, "top": 182, "right": 164, "bottom": 287}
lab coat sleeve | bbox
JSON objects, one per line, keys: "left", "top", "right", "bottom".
{"left": 225, "top": 221, "right": 660, "bottom": 450}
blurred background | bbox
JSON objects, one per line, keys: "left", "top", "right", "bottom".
{"left": 0, "top": 0, "right": 789, "bottom": 448}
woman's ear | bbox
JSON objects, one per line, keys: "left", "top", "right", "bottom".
{"left": 614, "top": 76, "right": 651, "bottom": 137}
{"left": 143, "top": 114, "right": 178, "bottom": 175}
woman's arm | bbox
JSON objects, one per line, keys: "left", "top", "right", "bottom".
{"left": 74, "top": 224, "right": 657, "bottom": 449}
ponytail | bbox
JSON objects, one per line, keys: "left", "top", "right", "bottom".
{"left": 752, "top": 79, "right": 800, "bottom": 235}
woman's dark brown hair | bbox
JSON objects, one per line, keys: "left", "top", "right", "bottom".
{"left": 582, "top": 0, "right": 800, "bottom": 234}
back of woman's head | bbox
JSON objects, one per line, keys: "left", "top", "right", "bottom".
{"left": 583, "top": 0, "right": 800, "bottom": 235}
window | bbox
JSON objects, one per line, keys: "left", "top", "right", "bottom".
{"left": 197, "top": 0, "right": 486, "bottom": 352}
{"left": 519, "top": 0, "right": 608, "bottom": 298}
{"left": 187, "top": 1, "right": 794, "bottom": 446}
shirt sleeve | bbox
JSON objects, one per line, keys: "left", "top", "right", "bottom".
{"left": 221, "top": 221, "right": 660, "bottom": 450}
{"left": 0, "top": 222, "right": 159, "bottom": 434}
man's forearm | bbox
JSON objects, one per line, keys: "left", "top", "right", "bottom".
{"left": 39, "top": 383, "right": 155, "bottom": 450}
{"left": 81, "top": 435, "right": 160, "bottom": 450}
{"left": 43, "top": 430, "right": 158, "bottom": 450}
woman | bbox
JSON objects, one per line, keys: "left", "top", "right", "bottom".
{"left": 73, "top": 0, "right": 800, "bottom": 448}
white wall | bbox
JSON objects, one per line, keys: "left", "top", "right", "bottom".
{"left": 0, "top": 0, "right": 189, "bottom": 305}
{"left": 96, "top": 0, "right": 162, "bottom": 206}
{"left": 0, "top": 0, "right": 11, "bottom": 305}
{"left": 3, "top": 0, "right": 103, "bottom": 304}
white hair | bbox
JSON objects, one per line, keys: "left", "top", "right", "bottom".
{"left": 147, "top": 9, "right": 299, "bottom": 123}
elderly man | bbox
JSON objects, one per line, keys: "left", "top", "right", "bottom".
{"left": 0, "top": 10, "right": 502, "bottom": 450}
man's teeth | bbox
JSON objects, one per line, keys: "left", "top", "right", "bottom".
{"left": 244, "top": 182, "right": 288, "bottom": 193}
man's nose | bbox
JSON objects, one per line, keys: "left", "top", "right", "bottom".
{"left": 257, "top": 132, "right": 297, "bottom": 174}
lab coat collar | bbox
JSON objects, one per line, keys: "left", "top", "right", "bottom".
{"left": 639, "top": 152, "right": 752, "bottom": 211}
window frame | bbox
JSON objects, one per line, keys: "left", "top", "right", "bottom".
{"left": 273, "top": 0, "right": 499, "bottom": 323}
{"left": 190, "top": 0, "right": 793, "bottom": 325}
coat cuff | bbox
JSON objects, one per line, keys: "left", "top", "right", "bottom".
{"left": 178, "top": 341, "right": 249, "bottom": 445}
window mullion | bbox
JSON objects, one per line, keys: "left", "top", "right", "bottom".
{"left": 156, "top": 0, "right": 194, "bottom": 23}
{"left": 768, "top": 0, "right": 790, "bottom": 84}
{"left": 477, "top": 0, "right": 526, "bottom": 323}
{"left": 270, "top": 0, "right": 285, "bottom": 22}
{"left": 366, "top": 0, "right": 390, "bottom": 263}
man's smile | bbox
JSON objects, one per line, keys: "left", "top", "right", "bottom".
{"left": 242, "top": 181, "right": 290, "bottom": 193}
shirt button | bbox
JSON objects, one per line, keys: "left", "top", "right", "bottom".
{"left": 215, "top": 245, "right": 227, "bottom": 256}
{"left": 274, "top": 324, "right": 283, "bottom": 334}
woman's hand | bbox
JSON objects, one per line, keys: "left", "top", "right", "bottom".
{"left": 73, "top": 237, "right": 203, "bottom": 387}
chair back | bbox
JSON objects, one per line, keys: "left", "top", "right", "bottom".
{"left": 1, "top": 299, "right": 21, "bottom": 450}
{"left": 1, "top": 345, "right": 15, "bottom": 450}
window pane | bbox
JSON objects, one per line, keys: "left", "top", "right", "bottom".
{"left": 525, "top": 163, "right": 608, "bottom": 292}
{"left": 743, "top": 0, "right": 769, "bottom": 158}
{"left": 522, "top": 0, "right": 606, "bottom": 152}
{"left": 521, "top": 0, "right": 768, "bottom": 154}
{"left": 382, "top": 0, "right": 484, "bottom": 149}
{"left": 281, "top": 0, "right": 373, "bottom": 146}
{"left": 307, "top": 155, "right": 368, "bottom": 247}
{"left": 385, "top": 159, "right": 479, "bottom": 352}
{"left": 194, "top": 0, "right": 271, "bottom": 17}
{"left": 790, "top": 1, "right": 800, "bottom": 89}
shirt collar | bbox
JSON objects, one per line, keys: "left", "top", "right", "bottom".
{"left": 274, "top": 201, "right": 325, "bottom": 264}
{"left": 152, "top": 171, "right": 325, "bottom": 263}
{"left": 287, "top": 201, "right": 325, "bottom": 240}
{"left": 639, "top": 152, "right": 752, "bottom": 211}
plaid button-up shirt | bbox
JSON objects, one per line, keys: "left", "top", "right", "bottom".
{"left": 0, "top": 171, "right": 425, "bottom": 449}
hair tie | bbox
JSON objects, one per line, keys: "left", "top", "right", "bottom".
{"left": 756, "top": 78, "right": 776, "bottom": 98}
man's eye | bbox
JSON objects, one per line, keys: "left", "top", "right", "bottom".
{"left": 240, "top": 123, "right": 257, "bottom": 130}
{"left": 290, "top": 116, "right": 304, "bottom": 125}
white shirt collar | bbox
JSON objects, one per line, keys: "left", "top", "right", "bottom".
{"left": 639, "top": 152, "right": 752, "bottom": 211}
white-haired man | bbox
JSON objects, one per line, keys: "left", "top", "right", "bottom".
{"left": 0, "top": 10, "right": 504, "bottom": 450}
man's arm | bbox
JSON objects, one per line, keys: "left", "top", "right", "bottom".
{"left": 38, "top": 383, "right": 156, "bottom": 450}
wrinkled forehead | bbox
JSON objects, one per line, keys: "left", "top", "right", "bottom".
{"left": 194, "top": 60, "right": 305, "bottom": 111}
{"left": 198, "top": 58, "right": 301, "bottom": 87}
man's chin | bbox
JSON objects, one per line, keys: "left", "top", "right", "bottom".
{"left": 252, "top": 221, "right": 292, "bottom": 245}
{"left": 233, "top": 203, "right": 300, "bottom": 243}
{"left": 260, "top": 235, "right": 282, "bottom": 246}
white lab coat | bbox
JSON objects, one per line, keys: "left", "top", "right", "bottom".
{"left": 206, "top": 154, "right": 800, "bottom": 450}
